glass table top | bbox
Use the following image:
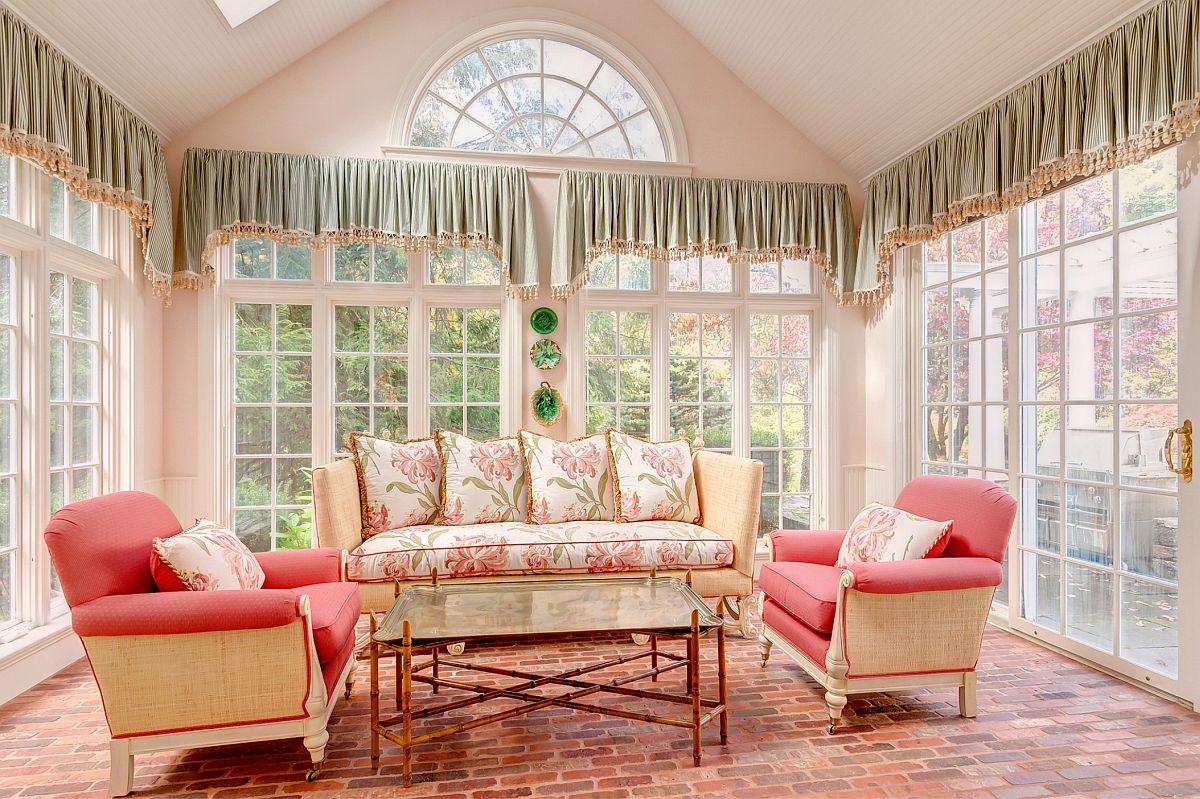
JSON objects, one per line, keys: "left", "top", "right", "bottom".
{"left": 373, "top": 577, "right": 724, "bottom": 644}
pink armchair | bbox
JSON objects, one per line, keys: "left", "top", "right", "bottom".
{"left": 758, "top": 476, "right": 1016, "bottom": 732}
{"left": 44, "top": 492, "right": 361, "bottom": 796}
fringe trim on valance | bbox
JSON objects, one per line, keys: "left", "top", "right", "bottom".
{"left": 550, "top": 237, "right": 841, "bottom": 301}
{"left": 0, "top": 127, "right": 172, "bottom": 302}
{"left": 191, "top": 222, "right": 539, "bottom": 299}
{"left": 864, "top": 96, "right": 1200, "bottom": 307}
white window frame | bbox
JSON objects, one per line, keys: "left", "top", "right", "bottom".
{"left": 0, "top": 157, "right": 138, "bottom": 656}
{"left": 207, "top": 242, "right": 520, "bottom": 545}
{"left": 568, "top": 256, "right": 830, "bottom": 535}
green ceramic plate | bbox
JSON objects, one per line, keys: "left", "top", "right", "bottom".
{"left": 529, "top": 338, "right": 562, "bottom": 370}
{"left": 530, "top": 381, "right": 563, "bottom": 427}
{"left": 529, "top": 307, "right": 558, "bottom": 335}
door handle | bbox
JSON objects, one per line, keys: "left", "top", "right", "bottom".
{"left": 1164, "top": 419, "right": 1193, "bottom": 483}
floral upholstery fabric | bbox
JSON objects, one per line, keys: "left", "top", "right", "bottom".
{"left": 518, "top": 431, "right": 614, "bottom": 523}
{"left": 436, "top": 430, "right": 527, "bottom": 525}
{"left": 607, "top": 430, "right": 700, "bottom": 524}
{"left": 835, "top": 503, "right": 953, "bottom": 568}
{"left": 345, "top": 520, "right": 733, "bottom": 582}
{"left": 349, "top": 433, "right": 441, "bottom": 537}
{"left": 150, "top": 520, "right": 266, "bottom": 591}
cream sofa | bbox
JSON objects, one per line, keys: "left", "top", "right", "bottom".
{"left": 312, "top": 449, "right": 764, "bottom": 635}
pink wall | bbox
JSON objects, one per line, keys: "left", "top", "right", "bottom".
{"left": 159, "top": 0, "right": 867, "bottom": 526}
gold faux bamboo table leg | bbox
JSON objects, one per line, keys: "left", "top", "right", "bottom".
{"left": 717, "top": 616, "right": 728, "bottom": 744}
{"left": 401, "top": 619, "right": 413, "bottom": 788}
{"left": 369, "top": 615, "right": 380, "bottom": 768}
{"left": 689, "top": 609, "right": 701, "bottom": 767}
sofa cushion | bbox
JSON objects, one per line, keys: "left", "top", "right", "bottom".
{"left": 758, "top": 561, "right": 841, "bottom": 635}
{"left": 761, "top": 598, "right": 832, "bottom": 667}
{"left": 349, "top": 433, "right": 441, "bottom": 536}
{"left": 299, "top": 582, "right": 361, "bottom": 664}
{"left": 151, "top": 520, "right": 265, "bottom": 592}
{"left": 345, "top": 520, "right": 733, "bottom": 582}
{"left": 436, "top": 430, "right": 527, "bottom": 525}
{"left": 607, "top": 430, "right": 700, "bottom": 524}
{"left": 518, "top": 431, "right": 614, "bottom": 523}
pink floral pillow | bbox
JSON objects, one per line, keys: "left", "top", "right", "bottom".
{"left": 835, "top": 503, "right": 953, "bottom": 568}
{"left": 349, "top": 433, "right": 441, "bottom": 537}
{"left": 606, "top": 430, "right": 700, "bottom": 523}
{"left": 435, "top": 430, "right": 527, "bottom": 525}
{"left": 151, "top": 520, "right": 265, "bottom": 591}
{"left": 518, "top": 430, "right": 614, "bottom": 524}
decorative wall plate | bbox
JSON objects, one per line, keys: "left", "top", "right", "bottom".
{"left": 529, "top": 338, "right": 562, "bottom": 370}
{"left": 529, "top": 307, "right": 558, "bottom": 335}
{"left": 530, "top": 381, "right": 563, "bottom": 427}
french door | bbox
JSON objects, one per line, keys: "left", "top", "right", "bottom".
{"left": 918, "top": 142, "right": 1197, "bottom": 704}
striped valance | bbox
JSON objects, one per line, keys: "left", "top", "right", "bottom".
{"left": 851, "top": 0, "right": 1200, "bottom": 305}
{"left": 176, "top": 148, "right": 540, "bottom": 297}
{"left": 551, "top": 170, "right": 856, "bottom": 300}
{"left": 0, "top": 5, "right": 172, "bottom": 299}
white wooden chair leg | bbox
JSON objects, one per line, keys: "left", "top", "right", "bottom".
{"left": 959, "top": 671, "right": 978, "bottom": 718}
{"left": 825, "top": 688, "right": 848, "bottom": 733}
{"left": 344, "top": 658, "right": 358, "bottom": 700}
{"left": 758, "top": 632, "right": 772, "bottom": 666}
{"left": 737, "top": 595, "right": 754, "bottom": 638}
{"left": 303, "top": 728, "right": 329, "bottom": 782}
{"left": 108, "top": 739, "right": 133, "bottom": 797}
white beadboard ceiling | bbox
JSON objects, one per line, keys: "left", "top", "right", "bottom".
{"left": 654, "top": 0, "right": 1151, "bottom": 179}
{"left": 2, "top": 0, "right": 389, "bottom": 138}
{"left": 3, "top": 0, "right": 1154, "bottom": 177}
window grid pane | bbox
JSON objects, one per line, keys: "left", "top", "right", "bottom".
{"left": 668, "top": 311, "right": 732, "bottom": 451}
{"left": 48, "top": 177, "right": 99, "bottom": 253}
{"left": 232, "top": 301, "right": 314, "bottom": 552}
{"left": 0, "top": 156, "right": 12, "bottom": 219}
{"left": 0, "top": 255, "right": 17, "bottom": 628}
{"left": 333, "top": 243, "right": 410, "bottom": 284}
{"left": 584, "top": 309, "right": 650, "bottom": 438}
{"left": 587, "top": 253, "right": 650, "bottom": 291}
{"left": 429, "top": 305, "right": 501, "bottom": 437}
{"left": 333, "top": 304, "right": 410, "bottom": 452}
{"left": 750, "top": 312, "right": 812, "bottom": 538}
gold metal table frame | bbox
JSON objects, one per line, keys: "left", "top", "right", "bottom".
{"left": 368, "top": 571, "right": 729, "bottom": 787}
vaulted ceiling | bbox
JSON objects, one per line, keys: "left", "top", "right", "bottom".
{"left": 4, "top": 0, "right": 1152, "bottom": 179}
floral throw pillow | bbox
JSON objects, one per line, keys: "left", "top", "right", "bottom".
{"left": 835, "top": 503, "right": 953, "bottom": 568}
{"left": 436, "top": 430, "right": 527, "bottom": 525}
{"left": 349, "top": 433, "right": 441, "bottom": 537}
{"left": 606, "top": 430, "right": 700, "bottom": 523}
{"left": 518, "top": 430, "right": 613, "bottom": 524}
{"left": 151, "top": 520, "right": 265, "bottom": 591}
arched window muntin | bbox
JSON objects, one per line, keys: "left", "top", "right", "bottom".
{"left": 404, "top": 27, "right": 680, "bottom": 162}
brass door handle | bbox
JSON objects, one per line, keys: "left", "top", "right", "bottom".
{"left": 1164, "top": 419, "right": 1193, "bottom": 483}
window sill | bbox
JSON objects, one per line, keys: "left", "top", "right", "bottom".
{"left": 0, "top": 618, "right": 82, "bottom": 706}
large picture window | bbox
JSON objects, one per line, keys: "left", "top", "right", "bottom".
{"left": 579, "top": 253, "right": 821, "bottom": 538}
{"left": 220, "top": 238, "right": 509, "bottom": 550}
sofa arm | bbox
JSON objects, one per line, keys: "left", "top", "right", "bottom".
{"left": 313, "top": 457, "right": 365, "bottom": 554}
{"left": 847, "top": 557, "right": 1002, "bottom": 594}
{"left": 71, "top": 590, "right": 302, "bottom": 637}
{"left": 769, "top": 529, "right": 845, "bottom": 565}
{"left": 693, "top": 450, "right": 763, "bottom": 578}
{"left": 256, "top": 548, "right": 344, "bottom": 588}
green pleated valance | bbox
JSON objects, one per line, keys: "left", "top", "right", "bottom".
{"left": 853, "top": 0, "right": 1200, "bottom": 304}
{"left": 0, "top": 5, "right": 172, "bottom": 298}
{"left": 551, "top": 170, "right": 856, "bottom": 300}
{"left": 176, "top": 148, "right": 540, "bottom": 297}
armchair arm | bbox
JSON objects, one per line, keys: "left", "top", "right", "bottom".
{"left": 693, "top": 450, "right": 763, "bottom": 578}
{"left": 847, "top": 557, "right": 1002, "bottom": 594}
{"left": 71, "top": 590, "right": 301, "bottom": 637}
{"left": 768, "top": 529, "right": 846, "bottom": 565}
{"left": 256, "top": 548, "right": 344, "bottom": 588}
{"left": 312, "top": 458, "right": 365, "bottom": 553}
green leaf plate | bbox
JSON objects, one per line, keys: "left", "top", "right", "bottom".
{"left": 529, "top": 338, "right": 562, "bottom": 370}
{"left": 529, "top": 307, "right": 558, "bottom": 334}
{"left": 530, "top": 381, "right": 563, "bottom": 427}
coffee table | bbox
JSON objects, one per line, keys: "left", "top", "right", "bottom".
{"left": 369, "top": 572, "right": 729, "bottom": 786}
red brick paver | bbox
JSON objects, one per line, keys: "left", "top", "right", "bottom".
{"left": 1, "top": 623, "right": 1199, "bottom": 798}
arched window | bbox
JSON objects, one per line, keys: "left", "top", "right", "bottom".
{"left": 408, "top": 36, "right": 670, "bottom": 161}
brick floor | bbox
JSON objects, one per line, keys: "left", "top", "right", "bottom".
{"left": 2, "top": 622, "right": 1199, "bottom": 798}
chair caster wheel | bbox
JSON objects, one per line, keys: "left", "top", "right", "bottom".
{"left": 306, "top": 763, "right": 323, "bottom": 782}
{"left": 343, "top": 686, "right": 353, "bottom": 700}
{"left": 826, "top": 723, "right": 837, "bottom": 735}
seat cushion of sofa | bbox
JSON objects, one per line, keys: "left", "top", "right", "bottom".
{"left": 761, "top": 598, "right": 831, "bottom": 668}
{"left": 758, "top": 561, "right": 841, "bottom": 635}
{"left": 345, "top": 520, "right": 734, "bottom": 582}
{"left": 297, "top": 582, "right": 360, "bottom": 664}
